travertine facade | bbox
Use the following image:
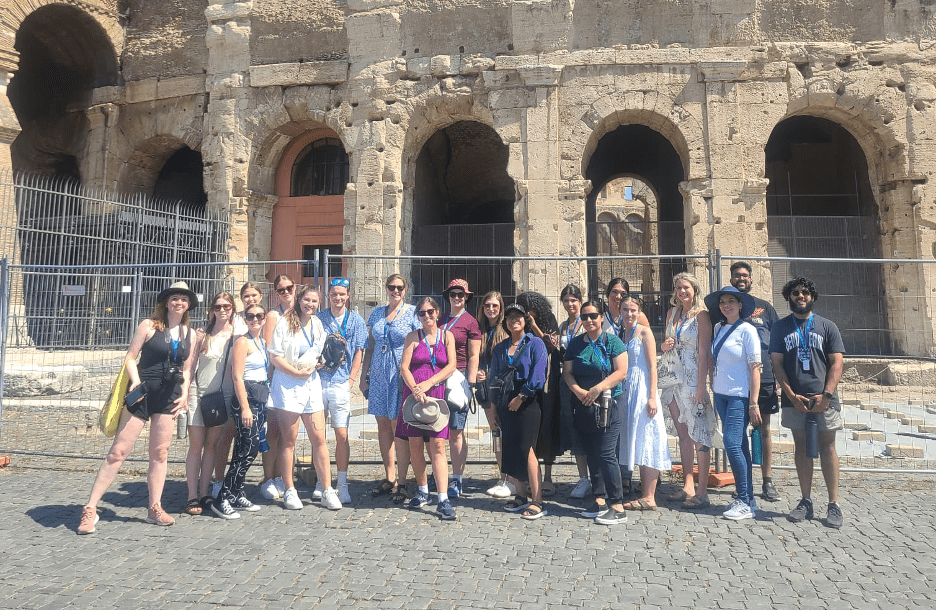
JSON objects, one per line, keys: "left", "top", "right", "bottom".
{"left": 2, "top": 0, "right": 936, "bottom": 354}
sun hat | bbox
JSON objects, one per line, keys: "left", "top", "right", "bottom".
{"left": 704, "top": 286, "right": 755, "bottom": 320}
{"left": 401, "top": 395, "right": 451, "bottom": 432}
{"left": 157, "top": 281, "right": 198, "bottom": 309}
{"left": 442, "top": 279, "right": 474, "bottom": 302}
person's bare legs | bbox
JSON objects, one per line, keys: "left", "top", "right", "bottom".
{"left": 428, "top": 438, "right": 449, "bottom": 494}
{"left": 334, "top": 426, "right": 350, "bottom": 479}
{"left": 526, "top": 449, "right": 542, "bottom": 504}
{"left": 262, "top": 408, "right": 280, "bottom": 482}
{"left": 818, "top": 430, "right": 839, "bottom": 504}
{"left": 409, "top": 437, "right": 428, "bottom": 486}
{"left": 695, "top": 445, "right": 710, "bottom": 500}
{"left": 791, "top": 429, "right": 813, "bottom": 499}
{"left": 575, "top": 454, "right": 589, "bottom": 478}
{"left": 85, "top": 409, "right": 145, "bottom": 509}
{"left": 201, "top": 425, "right": 226, "bottom": 498}
{"left": 637, "top": 466, "right": 660, "bottom": 506}
{"left": 449, "top": 429, "right": 467, "bottom": 479}
{"left": 376, "top": 415, "right": 397, "bottom": 483}
{"left": 302, "top": 412, "right": 332, "bottom": 490}
{"left": 146, "top": 413, "right": 175, "bottom": 507}
{"left": 667, "top": 399, "right": 696, "bottom": 496}
{"left": 212, "top": 422, "right": 236, "bottom": 482}
{"left": 395, "top": 430, "right": 411, "bottom": 488}
{"left": 276, "top": 411, "right": 301, "bottom": 490}
{"left": 185, "top": 425, "right": 207, "bottom": 500}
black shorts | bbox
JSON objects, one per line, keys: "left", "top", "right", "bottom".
{"left": 757, "top": 382, "right": 779, "bottom": 415}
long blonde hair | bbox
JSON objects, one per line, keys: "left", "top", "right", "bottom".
{"left": 477, "top": 291, "right": 508, "bottom": 354}
{"left": 669, "top": 272, "right": 704, "bottom": 315}
{"left": 286, "top": 285, "right": 321, "bottom": 334}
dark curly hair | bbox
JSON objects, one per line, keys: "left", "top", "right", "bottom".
{"left": 782, "top": 277, "right": 819, "bottom": 302}
{"left": 516, "top": 291, "right": 559, "bottom": 334}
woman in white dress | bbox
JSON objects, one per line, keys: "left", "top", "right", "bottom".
{"left": 617, "top": 295, "right": 671, "bottom": 511}
{"left": 659, "top": 272, "right": 719, "bottom": 508}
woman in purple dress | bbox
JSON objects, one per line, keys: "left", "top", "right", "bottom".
{"left": 395, "top": 297, "right": 457, "bottom": 520}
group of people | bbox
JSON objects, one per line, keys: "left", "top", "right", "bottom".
{"left": 77, "top": 263, "right": 846, "bottom": 533}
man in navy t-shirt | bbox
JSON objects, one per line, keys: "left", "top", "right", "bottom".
{"left": 769, "top": 277, "right": 845, "bottom": 529}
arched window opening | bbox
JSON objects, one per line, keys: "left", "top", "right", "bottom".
{"left": 290, "top": 138, "right": 349, "bottom": 197}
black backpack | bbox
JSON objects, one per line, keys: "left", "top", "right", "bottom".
{"left": 487, "top": 338, "right": 532, "bottom": 409}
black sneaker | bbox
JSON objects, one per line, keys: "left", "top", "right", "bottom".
{"left": 762, "top": 481, "right": 780, "bottom": 502}
{"left": 595, "top": 508, "right": 628, "bottom": 525}
{"left": 211, "top": 498, "right": 240, "bottom": 520}
{"left": 825, "top": 503, "right": 843, "bottom": 529}
{"left": 787, "top": 498, "right": 814, "bottom": 523}
{"left": 581, "top": 502, "right": 609, "bottom": 519}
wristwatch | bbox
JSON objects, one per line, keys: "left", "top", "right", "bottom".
{"left": 821, "top": 391, "right": 834, "bottom": 400}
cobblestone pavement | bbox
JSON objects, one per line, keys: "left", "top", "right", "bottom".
{"left": 0, "top": 457, "right": 934, "bottom": 609}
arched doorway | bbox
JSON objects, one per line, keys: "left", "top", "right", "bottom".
{"left": 765, "top": 115, "right": 884, "bottom": 354}
{"left": 153, "top": 147, "right": 206, "bottom": 206}
{"left": 8, "top": 4, "right": 119, "bottom": 177}
{"left": 273, "top": 130, "right": 349, "bottom": 282}
{"left": 410, "top": 121, "right": 516, "bottom": 299}
{"left": 584, "top": 124, "right": 686, "bottom": 327}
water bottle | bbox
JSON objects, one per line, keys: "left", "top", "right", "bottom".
{"left": 597, "top": 389, "right": 612, "bottom": 429}
{"left": 751, "top": 426, "right": 762, "bottom": 465}
{"left": 259, "top": 422, "right": 270, "bottom": 453}
{"left": 491, "top": 428, "right": 502, "bottom": 454}
{"left": 805, "top": 415, "right": 819, "bottom": 459}
{"left": 177, "top": 411, "right": 187, "bottom": 439}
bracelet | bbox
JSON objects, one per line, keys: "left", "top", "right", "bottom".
{"left": 749, "top": 404, "right": 758, "bottom": 409}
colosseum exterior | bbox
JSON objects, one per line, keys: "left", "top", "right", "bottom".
{"left": 2, "top": 0, "right": 936, "bottom": 355}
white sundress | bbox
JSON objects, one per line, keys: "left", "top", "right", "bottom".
{"left": 619, "top": 325, "right": 672, "bottom": 471}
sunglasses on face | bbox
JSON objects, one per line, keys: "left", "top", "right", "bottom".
{"left": 790, "top": 289, "right": 810, "bottom": 297}
{"left": 330, "top": 278, "right": 350, "bottom": 288}
{"left": 581, "top": 312, "right": 601, "bottom": 321}
{"left": 731, "top": 273, "right": 751, "bottom": 279}
{"left": 386, "top": 285, "right": 405, "bottom": 292}
{"left": 212, "top": 304, "right": 232, "bottom": 311}
{"left": 448, "top": 291, "right": 466, "bottom": 298}
{"left": 417, "top": 309, "right": 437, "bottom": 317}
{"left": 275, "top": 285, "right": 294, "bottom": 295}
{"left": 245, "top": 312, "right": 266, "bottom": 321}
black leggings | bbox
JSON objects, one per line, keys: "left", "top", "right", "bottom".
{"left": 219, "top": 397, "right": 267, "bottom": 503}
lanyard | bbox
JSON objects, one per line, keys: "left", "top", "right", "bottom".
{"left": 712, "top": 319, "right": 744, "bottom": 365}
{"left": 587, "top": 333, "right": 611, "bottom": 376}
{"left": 795, "top": 314, "right": 814, "bottom": 362}
{"left": 443, "top": 309, "right": 465, "bottom": 333}
{"left": 300, "top": 322, "right": 315, "bottom": 350}
{"left": 624, "top": 324, "right": 637, "bottom": 346}
{"left": 278, "top": 304, "right": 286, "bottom": 315}
{"left": 168, "top": 326, "right": 182, "bottom": 363}
{"left": 566, "top": 316, "right": 580, "bottom": 345}
{"left": 249, "top": 332, "right": 269, "bottom": 370}
{"left": 330, "top": 309, "right": 349, "bottom": 338}
{"left": 507, "top": 336, "right": 528, "bottom": 366}
{"left": 422, "top": 329, "right": 442, "bottom": 371}
{"left": 605, "top": 312, "right": 623, "bottom": 337}
{"left": 673, "top": 308, "right": 688, "bottom": 344}
{"left": 383, "top": 303, "right": 404, "bottom": 345}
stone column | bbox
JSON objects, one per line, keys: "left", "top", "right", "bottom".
{"left": 678, "top": 177, "right": 714, "bottom": 292}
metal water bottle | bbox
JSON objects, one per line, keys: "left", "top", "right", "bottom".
{"left": 597, "top": 389, "right": 612, "bottom": 429}
{"left": 177, "top": 411, "right": 187, "bottom": 439}
{"left": 751, "top": 427, "right": 763, "bottom": 465}
{"left": 259, "top": 422, "right": 270, "bottom": 453}
{"left": 491, "top": 428, "right": 502, "bottom": 454}
{"left": 805, "top": 415, "right": 819, "bottom": 459}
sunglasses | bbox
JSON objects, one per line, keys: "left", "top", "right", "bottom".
{"left": 330, "top": 278, "right": 350, "bottom": 287}
{"left": 275, "top": 285, "right": 294, "bottom": 295}
{"left": 417, "top": 309, "right": 437, "bottom": 317}
{"left": 790, "top": 289, "right": 810, "bottom": 297}
{"left": 386, "top": 285, "right": 405, "bottom": 292}
{"left": 212, "top": 304, "right": 232, "bottom": 311}
{"left": 245, "top": 312, "right": 266, "bottom": 321}
{"left": 448, "top": 291, "right": 466, "bottom": 298}
{"left": 581, "top": 312, "right": 601, "bottom": 321}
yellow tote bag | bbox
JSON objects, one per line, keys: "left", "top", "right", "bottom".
{"left": 100, "top": 362, "right": 128, "bottom": 437}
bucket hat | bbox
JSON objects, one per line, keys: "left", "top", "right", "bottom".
{"left": 704, "top": 286, "right": 755, "bottom": 320}
{"left": 401, "top": 395, "right": 451, "bottom": 432}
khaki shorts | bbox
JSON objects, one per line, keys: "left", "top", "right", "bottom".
{"left": 781, "top": 405, "right": 843, "bottom": 432}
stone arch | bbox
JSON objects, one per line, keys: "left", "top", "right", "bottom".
{"left": 118, "top": 134, "right": 195, "bottom": 196}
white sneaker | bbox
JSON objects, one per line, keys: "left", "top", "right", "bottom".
{"left": 283, "top": 488, "right": 303, "bottom": 510}
{"left": 723, "top": 500, "right": 754, "bottom": 521}
{"left": 259, "top": 478, "right": 280, "bottom": 500}
{"left": 273, "top": 477, "right": 286, "bottom": 497}
{"left": 321, "top": 487, "right": 342, "bottom": 510}
{"left": 570, "top": 477, "right": 592, "bottom": 499}
{"left": 311, "top": 482, "right": 323, "bottom": 500}
{"left": 486, "top": 479, "right": 510, "bottom": 498}
{"left": 337, "top": 483, "right": 351, "bottom": 504}
{"left": 210, "top": 480, "right": 222, "bottom": 499}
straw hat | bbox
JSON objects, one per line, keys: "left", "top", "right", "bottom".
{"left": 157, "top": 281, "right": 198, "bottom": 309}
{"left": 401, "top": 395, "right": 450, "bottom": 432}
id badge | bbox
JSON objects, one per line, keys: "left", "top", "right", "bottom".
{"left": 381, "top": 344, "right": 388, "bottom": 354}
{"left": 800, "top": 358, "right": 810, "bottom": 371}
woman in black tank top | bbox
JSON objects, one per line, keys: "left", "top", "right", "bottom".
{"left": 77, "top": 282, "right": 198, "bottom": 534}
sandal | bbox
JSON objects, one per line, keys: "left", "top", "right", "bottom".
{"left": 199, "top": 496, "right": 213, "bottom": 511}
{"left": 504, "top": 495, "right": 530, "bottom": 513}
{"left": 623, "top": 499, "right": 657, "bottom": 511}
{"left": 371, "top": 479, "right": 396, "bottom": 497}
{"left": 666, "top": 489, "right": 692, "bottom": 503}
{"left": 683, "top": 495, "right": 711, "bottom": 509}
{"left": 521, "top": 501, "right": 548, "bottom": 520}
{"left": 541, "top": 480, "right": 556, "bottom": 497}
{"left": 390, "top": 485, "right": 409, "bottom": 504}
{"left": 183, "top": 498, "right": 202, "bottom": 515}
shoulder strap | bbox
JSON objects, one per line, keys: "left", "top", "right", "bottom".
{"left": 508, "top": 336, "right": 532, "bottom": 369}
{"left": 712, "top": 318, "right": 743, "bottom": 364}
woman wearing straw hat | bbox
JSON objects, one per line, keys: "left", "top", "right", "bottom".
{"left": 78, "top": 281, "right": 198, "bottom": 534}
{"left": 396, "top": 296, "right": 458, "bottom": 521}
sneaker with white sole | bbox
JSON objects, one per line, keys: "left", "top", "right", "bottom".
{"left": 570, "top": 477, "right": 592, "bottom": 499}
{"left": 595, "top": 508, "right": 627, "bottom": 525}
{"left": 259, "top": 478, "right": 281, "bottom": 500}
{"left": 273, "top": 477, "right": 286, "bottom": 497}
{"left": 337, "top": 483, "right": 351, "bottom": 504}
{"left": 486, "top": 479, "right": 515, "bottom": 498}
{"left": 211, "top": 498, "right": 240, "bottom": 520}
{"left": 436, "top": 499, "right": 457, "bottom": 521}
{"left": 210, "top": 480, "right": 222, "bottom": 499}
{"left": 321, "top": 487, "right": 342, "bottom": 510}
{"left": 77, "top": 506, "right": 99, "bottom": 535}
{"left": 581, "top": 502, "right": 609, "bottom": 519}
{"left": 723, "top": 500, "right": 754, "bottom": 521}
{"left": 311, "top": 482, "right": 323, "bottom": 501}
{"left": 283, "top": 487, "right": 303, "bottom": 510}
{"left": 231, "top": 496, "right": 261, "bottom": 512}
{"left": 408, "top": 490, "right": 430, "bottom": 509}
{"left": 146, "top": 503, "right": 175, "bottom": 526}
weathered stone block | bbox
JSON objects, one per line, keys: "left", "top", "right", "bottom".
{"left": 884, "top": 444, "right": 924, "bottom": 458}
{"left": 852, "top": 430, "right": 885, "bottom": 441}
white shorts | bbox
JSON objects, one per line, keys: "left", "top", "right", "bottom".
{"left": 322, "top": 382, "right": 351, "bottom": 429}
{"left": 269, "top": 368, "right": 324, "bottom": 415}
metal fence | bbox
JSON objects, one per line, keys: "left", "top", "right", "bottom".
{"left": 3, "top": 254, "right": 935, "bottom": 473}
